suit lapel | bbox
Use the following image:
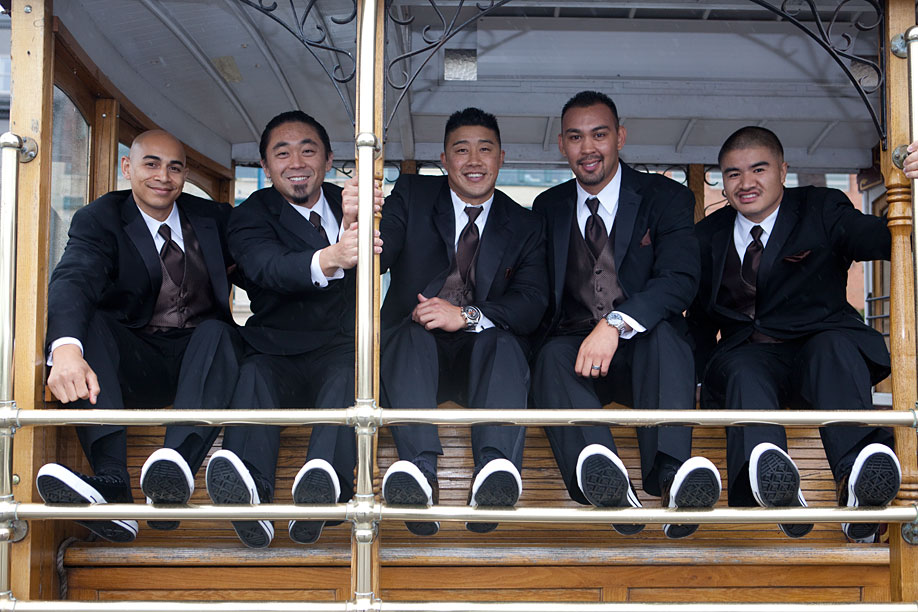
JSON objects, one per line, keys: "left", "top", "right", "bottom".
{"left": 757, "top": 192, "right": 797, "bottom": 289}
{"left": 275, "top": 189, "right": 330, "bottom": 249}
{"left": 432, "top": 183, "right": 455, "bottom": 259}
{"left": 613, "top": 168, "right": 640, "bottom": 276}
{"left": 121, "top": 194, "right": 162, "bottom": 295}
{"left": 474, "top": 193, "right": 511, "bottom": 301}
{"left": 324, "top": 184, "right": 344, "bottom": 227}
{"left": 181, "top": 200, "right": 228, "bottom": 308}
{"left": 709, "top": 215, "right": 735, "bottom": 314}
{"left": 549, "top": 182, "right": 576, "bottom": 312}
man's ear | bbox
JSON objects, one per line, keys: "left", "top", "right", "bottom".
{"left": 120, "top": 156, "right": 131, "bottom": 180}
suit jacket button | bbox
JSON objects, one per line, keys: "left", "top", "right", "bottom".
{"left": 597, "top": 303, "right": 604, "bottom": 310}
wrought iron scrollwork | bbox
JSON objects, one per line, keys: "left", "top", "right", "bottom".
{"left": 384, "top": 0, "right": 514, "bottom": 135}
{"left": 236, "top": 0, "right": 358, "bottom": 122}
{"left": 747, "top": 0, "right": 886, "bottom": 147}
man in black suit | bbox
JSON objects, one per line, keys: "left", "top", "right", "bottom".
{"left": 208, "top": 111, "right": 381, "bottom": 548}
{"left": 530, "top": 91, "right": 721, "bottom": 539}
{"left": 36, "top": 130, "right": 243, "bottom": 542}
{"left": 371, "top": 108, "right": 547, "bottom": 535}
{"left": 688, "top": 126, "right": 901, "bottom": 541}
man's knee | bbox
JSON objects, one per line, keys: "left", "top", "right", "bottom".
{"left": 533, "top": 338, "right": 578, "bottom": 380}
{"left": 800, "top": 331, "right": 862, "bottom": 368}
{"left": 189, "top": 319, "right": 236, "bottom": 344}
{"left": 472, "top": 328, "right": 526, "bottom": 364}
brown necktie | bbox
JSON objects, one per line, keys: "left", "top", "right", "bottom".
{"left": 309, "top": 211, "right": 330, "bottom": 247}
{"left": 456, "top": 206, "right": 483, "bottom": 284}
{"left": 157, "top": 224, "right": 184, "bottom": 285}
{"left": 584, "top": 197, "right": 608, "bottom": 260}
{"left": 741, "top": 225, "right": 764, "bottom": 287}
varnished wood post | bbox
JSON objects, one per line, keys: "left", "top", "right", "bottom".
{"left": 9, "top": 0, "right": 58, "bottom": 602}
{"left": 885, "top": 0, "right": 918, "bottom": 602}
{"left": 400, "top": 160, "right": 417, "bottom": 176}
{"left": 687, "top": 163, "right": 705, "bottom": 222}
{"left": 90, "top": 98, "right": 118, "bottom": 199}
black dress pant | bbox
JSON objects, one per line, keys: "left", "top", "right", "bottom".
{"left": 74, "top": 312, "right": 244, "bottom": 488}
{"left": 381, "top": 319, "right": 529, "bottom": 473}
{"left": 702, "top": 330, "right": 894, "bottom": 506}
{"left": 531, "top": 319, "right": 694, "bottom": 501}
{"left": 223, "top": 338, "right": 356, "bottom": 501}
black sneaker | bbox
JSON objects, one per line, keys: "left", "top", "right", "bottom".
{"left": 36, "top": 463, "right": 138, "bottom": 543}
{"left": 576, "top": 444, "right": 645, "bottom": 535}
{"left": 749, "top": 443, "right": 813, "bottom": 538}
{"left": 141, "top": 448, "right": 194, "bottom": 531}
{"left": 840, "top": 443, "right": 901, "bottom": 542}
{"left": 205, "top": 450, "right": 274, "bottom": 548}
{"left": 289, "top": 459, "right": 340, "bottom": 544}
{"left": 383, "top": 460, "right": 439, "bottom": 536}
{"left": 466, "top": 458, "right": 521, "bottom": 534}
{"left": 661, "top": 456, "right": 721, "bottom": 539}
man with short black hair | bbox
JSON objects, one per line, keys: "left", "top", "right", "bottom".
{"left": 359, "top": 107, "right": 547, "bottom": 536}
{"left": 531, "top": 91, "right": 721, "bottom": 539}
{"left": 37, "top": 130, "right": 243, "bottom": 542}
{"left": 208, "top": 110, "right": 382, "bottom": 548}
{"left": 689, "top": 126, "right": 900, "bottom": 541}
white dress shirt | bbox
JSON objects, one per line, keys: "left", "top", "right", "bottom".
{"left": 574, "top": 166, "right": 644, "bottom": 339}
{"left": 733, "top": 205, "right": 780, "bottom": 263}
{"left": 287, "top": 188, "right": 345, "bottom": 288}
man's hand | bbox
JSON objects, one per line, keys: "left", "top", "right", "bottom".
{"left": 411, "top": 294, "right": 465, "bottom": 332}
{"left": 574, "top": 320, "right": 621, "bottom": 378}
{"left": 905, "top": 141, "right": 918, "bottom": 179}
{"left": 319, "top": 222, "right": 383, "bottom": 274}
{"left": 341, "top": 177, "right": 384, "bottom": 228}
{"left": 47, "top": 344, "right": 100, "bottom": 404}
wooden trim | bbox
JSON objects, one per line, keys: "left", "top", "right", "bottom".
{"left": 399, "top": 160, "right": 418, "bottom": 175}
{"left": 10, "top": 0, "right": 60, "bottom": 602}
{"left": 687, "top": 164, "right": 705, "bottom": 222}
{"left": 882, "top": 0, "right": 918, "bottom": 602}
{"left": 90, "top": 98, "right": 119, "bottom": 199}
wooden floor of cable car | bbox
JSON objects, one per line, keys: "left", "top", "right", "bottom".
{"left": 44, "top": 401, "right": 894, "bottom": 603}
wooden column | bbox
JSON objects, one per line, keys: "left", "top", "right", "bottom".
{"left": 687, "top": 163, "right": 705, "bottom": 222}
{"left": 400, "top": 160, "right": 417, "bottom": 175}
{"left": 884, "top": 0, "right": 918, "bottom": 602}
{"left": 9, "top": 0, "right": 58, "bottom": 602}
{"left": 90, "top": 98, "right": 119, "bottom": 199}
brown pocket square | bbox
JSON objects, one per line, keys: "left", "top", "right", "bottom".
{"left": 783, "top": 250, "right": 811, "bottom": 263}
{"left": 639, "top": 229, "right": 652, "bottom": 247}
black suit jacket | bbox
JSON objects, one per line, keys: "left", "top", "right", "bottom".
{"left": 532, "top": 162, "right": 699, "bottom": 343}
{"left": 687, "top": 186, "right": 891, "bottom": 382}
{"left": 46, "top": 190, "right": 235, "bottom": 351}
{"left": 228, "top": 183, "right": 355, "bottom": 355}
{"left": 379, "top": 174, "right": 548, "bottom": 336}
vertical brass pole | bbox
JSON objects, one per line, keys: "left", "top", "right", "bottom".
{"left": 886, "top": 0, "right": 918, "bottom": 602}
{"left": 352, "top": 0, "right": 381, "bottom": 602}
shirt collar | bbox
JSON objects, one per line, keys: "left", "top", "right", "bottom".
{"left": 575, "top": 161, "right": 622, "bottom": 215}
{"left": 137, "top": 200, "right": 181, "bottom": 242}
{"left": 735, "top": 204, "right": 780, "bottom": 238}
{"left": 449, "top": 189, "right": 494, "bottom": 215}
{"left": 288, "top": 188, "right": 332, "bottom": 222}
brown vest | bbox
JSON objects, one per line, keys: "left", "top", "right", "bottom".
{"left": 717, "top": 244, "right": 755, "bottom": 319}
{"left": 436, "top": 245, "right": 478, "bottom": 307}
{"left": 557, "top": 212, "right": 625, "bottom": 335}
{"left": 145, "top": 212, "right": 218, "bottom": 332}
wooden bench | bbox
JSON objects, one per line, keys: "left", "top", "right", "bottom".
{"left": 48, "top": 407, "right": 894, "bottom": 604}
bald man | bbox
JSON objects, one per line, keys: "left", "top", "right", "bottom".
{"left": 36, "top": 130, "right": 243, "bottom": 542}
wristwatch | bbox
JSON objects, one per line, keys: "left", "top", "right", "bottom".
{"left": 461, "top": 305, "right": 482, "bottom": 330}
{"left": 604, "top": 311, "right": 627, "bottom": 335}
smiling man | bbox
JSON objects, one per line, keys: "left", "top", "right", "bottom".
{"left": 372, "top": 107, "right": 547, "bottom": 535}
{"left": 36, "top": 130, "right": 243, "bottom": 542}
{"left": 210, "top": 111, "right": 382, "bottom": 548}
{"left": 688, "top": 126, "right": 900, "bottom": 542}
{"left": 529, "top": 91, "right": 720, "bottom": 540}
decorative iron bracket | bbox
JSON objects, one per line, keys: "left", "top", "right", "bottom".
{"left": 746, "top": 0, "right": 887, "bottom": 148}
{"left": 235, "top": 0, "right": 359, "bottom": 123}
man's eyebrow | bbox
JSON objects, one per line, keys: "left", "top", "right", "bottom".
{"left": 564, "top": 124, "right": 610, "bottom": 134}
{"left": 272, "top": 138, "right": 317, "bottom": 151}
{"left": 141, "top": 154, "right": 185, "bottom": 168}
{"left": 722, "top": 160, "right": 770, "bottom": 174}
